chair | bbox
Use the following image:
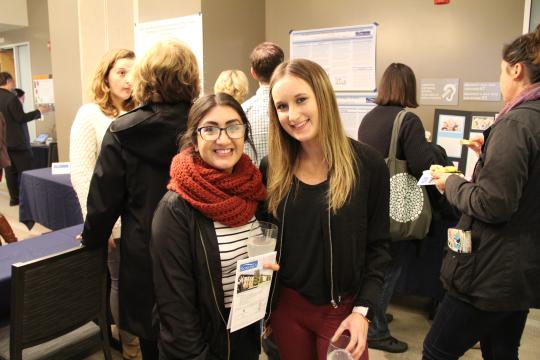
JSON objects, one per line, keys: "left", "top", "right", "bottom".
{"left": 0, "top": 246, "right": 111, "bottom": 360}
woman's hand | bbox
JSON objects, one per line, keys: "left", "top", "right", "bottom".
{"left": 263, "top": 263, "right": 280, "bottom": 271}
{"left": 108, "top": 236, "right": 117, "bottom": 253}
{"left": 331, "top": 312, "right": 369, "bottom": 359}
{"left": 431, "top": 171, "right": 452, "bottom": 193}
{"left": 467, "top": 134, "right": 484, "bottom": 156}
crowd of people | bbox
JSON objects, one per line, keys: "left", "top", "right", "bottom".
{"left": 0, "top": 22, "right": 538, "bottom": 360}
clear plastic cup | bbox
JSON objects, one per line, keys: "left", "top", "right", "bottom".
{"left": 246, "top": 221, "right": 277, "bottom": 257}
{"left": 327, "top": 334, "right": 353, "bottom": 360}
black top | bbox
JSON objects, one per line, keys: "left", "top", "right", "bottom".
{"left": 358, "top": 105, "right": 444, "bottom": 179}
{"left": 280, "top": 177, "right": 329, "bottom": 304}
{"left": 260, "top": 139, "right": 391, "bottom": 315}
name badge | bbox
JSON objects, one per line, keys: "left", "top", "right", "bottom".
{"left": 52, "top": 162, "right": 71, "bottom": 175}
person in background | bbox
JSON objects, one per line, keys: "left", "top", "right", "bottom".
{"left": 0, "top": 112, "right": 17, "bottom": 245}
{"left": 69, "top": 48, "right": 141, "bottom": 360}
{"left": 81, "top": 40, "right": 200, "bottom": 360}
{"left": 262, "top": 58, "right": 391, "bottom": 360}
{"left": 214, "top": 69, "right": 249, "bottom": 103}
{"left": 0, "top": 72, "right": 48, "bottom": 206}
{"left": 357, "top": 63, "right": 447, "bottom": 353}
{"left": 424, "top": 25, "right": 540, "bottom": 360}
{"left": 151, "top": 93, "right": 272, "bottom": 359}
{"left": 243, "top": 42, "right": 284, "bottom": 165}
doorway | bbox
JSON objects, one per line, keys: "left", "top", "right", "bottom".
{"left": 0, "top": 43, "right": 37, "bottom": 141}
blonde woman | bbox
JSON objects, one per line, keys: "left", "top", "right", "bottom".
{"left": 261, "top": 59, "right": 391, "bottom": 360}
{"left": 69, "top": 49, "right": 141, "bottom": 359}
{"left": 214, "top": 69, "right": 249, "bottom": 103}
{"left": 81, "top": 40, "right": 200, "bottom": 359}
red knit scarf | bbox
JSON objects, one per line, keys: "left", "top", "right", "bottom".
{"left": 168, "top": 147, "right": 267, "bottom": 227}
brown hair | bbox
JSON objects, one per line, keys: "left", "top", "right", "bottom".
{"left": 131, "top": 40, "right": 200, "bottom": 105}
{"left": 180, "top": 93, "right": 256, "bottom": 157}
{"left": 267, "top": 59, "right": 357, "bottom": 216}
{"left": 90, "top": 49, "right": 136, "bottom": 117}
{"left": 250, "top": 42, "right": 284, "bottom": 84}
{"left": 0, "top": 72, "right": 13, "bottom": 87}
{"left": 503, "top": 24, "right": 540, "bottom": 83}
{"left": 213, "top": 70, "right": 249, "bottom": 103}
{"left": 375, "top": 63, "right": 418, "bottom": 108}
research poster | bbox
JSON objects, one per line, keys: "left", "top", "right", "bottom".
{"left": 134, "top": 14, "right": 203, "bottom": 85}
{"left": 435, "top": 114, "right": 466, "bottom": 158}
{"left": 290, "top": 24, "right": 377, "bottom": 91}
{"left": 336, "top": 92, "right": 377, "bottom": 139}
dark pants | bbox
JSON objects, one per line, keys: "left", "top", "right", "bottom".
{"left": 5, "top": 149, "right": 32, "bottom": 203}
{"left": 368, "top": 243, "right": 403, "bottom": 340}
{"left": 271, "top": 287, "right": 368, "bottom": 360}
{"left": 423, "top": 294, "right": 528, "bottom": 360}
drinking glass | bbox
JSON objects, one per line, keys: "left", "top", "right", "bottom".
{"left": 246, "top": 221, "right": 278, "bottom": 257}
{"left": 327, "top": 334, "right": 353, "bottom": 360}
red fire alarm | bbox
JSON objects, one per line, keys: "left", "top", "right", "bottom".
{"left": 435, "top": 0, "right": 450, "bottom": 4}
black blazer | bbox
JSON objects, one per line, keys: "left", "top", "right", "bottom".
{"left": 0, "top": 88, "right": 40, "bottom": 150}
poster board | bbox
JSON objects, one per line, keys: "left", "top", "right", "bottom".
{"left": 432, "top": 109, "right": 497, "bottom": 179}
{"left": 32, "top": 74, "right": 55, "bottom": 112}
{"left": 336, "top": 92, "right": 377, "bottom": 139}
{"left": 134, "top": 14, "right": 203, "bottom": 85}
{"left": 290, "top": 24, "right": 377, "bottom": 91}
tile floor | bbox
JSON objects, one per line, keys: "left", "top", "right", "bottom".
{"left": 1, "top": 183, "right": 538, "bottom": 359}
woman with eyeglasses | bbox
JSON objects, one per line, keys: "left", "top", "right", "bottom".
{"left": 150, "top": 93, "right": 276, "bottom": 359}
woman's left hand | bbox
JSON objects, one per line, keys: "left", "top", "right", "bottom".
{"left": 331, "top": 312, "right": 369, "bottom": 359}
{"left": 431, "top": 171, "right": 452, "bottom": 193}
{"left": 263, "top": 263, "right": 280, "bottom": 271}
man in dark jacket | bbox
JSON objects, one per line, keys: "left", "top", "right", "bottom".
{"left": 0, "top": 72, "right": 47, "bottom": 205}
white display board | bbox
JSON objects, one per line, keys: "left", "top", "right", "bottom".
{"left": 336, "top": 92, "right": 377, "bottom": 139}
{"left": 134, "top": 14, "right": 203, "bottom": 85}
{"left": 290, "top": 24, "right": 377, "bottom": 91}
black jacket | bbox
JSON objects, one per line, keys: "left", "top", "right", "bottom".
{"left": 358, "top": 105, "right": 445, "bottom": 179}
{"left": 82, "top": 102, "right": 191, "bottom": 339}
{"left": 151, "top": 191, "right": 260, "bottom": 359}
{"left": 0, "top": 88, "right": 40, "bottom": 150}
{"left": 260, "top": 140, "right": 391, "bottom": 318}
{"left": 441, "top": 100, "right": 540, "bottom": 311}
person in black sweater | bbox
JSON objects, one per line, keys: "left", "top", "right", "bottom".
{"left": 263, "top": 59, "right": 391, "bottom": 360}
{"left": 358, "top": 63, "right": 446, "bottom": 353}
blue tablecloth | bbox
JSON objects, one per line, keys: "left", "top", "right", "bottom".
{"left": 0, "top": 224, "right": 83, "bottom": 318}
{"left": 19, "top": 167, "right": 83, "bottom": 231}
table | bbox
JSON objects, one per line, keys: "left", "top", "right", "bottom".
{"left": 19, "top": 167, "right": 83, "bottom": 231}
{"left": 0, "top": 224, "right": 83, "bottom": 318}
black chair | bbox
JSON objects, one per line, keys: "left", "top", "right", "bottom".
{"left": 0, "top": 246, "right": 111, "bottom": 360}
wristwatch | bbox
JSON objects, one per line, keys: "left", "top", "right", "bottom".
{"left": 352, "top": 306, "right": 369, "bottom": 317}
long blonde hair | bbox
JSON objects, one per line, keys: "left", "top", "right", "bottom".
{"left": 267, "top": 59, "right": 357, "bottom": 216}
{"left": 90, "top": 49, "right": 135, "bottom": 117}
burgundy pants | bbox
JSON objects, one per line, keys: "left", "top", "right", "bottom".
{"left": 271, "top": 287, "right": 369, "bottom": 360}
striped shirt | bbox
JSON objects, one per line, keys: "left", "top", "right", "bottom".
{"left": 243, "top": 86, "right": 270, "bottom": 165}
{"left": 214, "top": 217, "right": 257, "bottom": 307}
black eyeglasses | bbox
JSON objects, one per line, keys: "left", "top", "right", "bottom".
{"left": 197, "top": 124, "right": 246, "bottom": 141}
